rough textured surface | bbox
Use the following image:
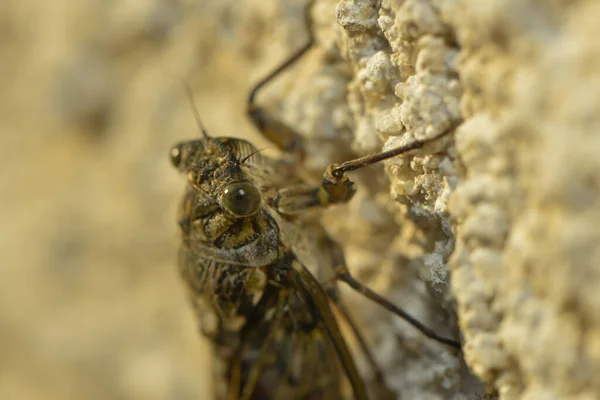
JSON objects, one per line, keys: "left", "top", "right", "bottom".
{"left": 330, "top": 0, "right": 600, "bottom": 399}
{"left": 322, "top": 0, "right": 475, "bottom": 399}
{"left": 3, "top": 0, "right": 600, "bottom": 399}
{"left": 447, "top": 1, "right": 600, "bottom": 399}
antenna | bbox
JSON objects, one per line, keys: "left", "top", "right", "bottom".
{"left": 181, "top": 80, "right": 210, "bottom": 138}
{"left": 240, "top": 147, "right": 272, "bottom": 164}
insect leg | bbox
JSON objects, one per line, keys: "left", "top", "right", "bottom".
{"left": 336, "top": 267, "right": 461, "bottom": 349}
{"left": 246, "top": 2, "right": 314, "bottom": 159}
{"left": 273, "top": 126, "right": 456, "bottom": 214}
{"left": 321, "top": 238, "right": 461, "bottom": 350}
{"left": 321, "top": 126, "right": 456, "bottom": 206}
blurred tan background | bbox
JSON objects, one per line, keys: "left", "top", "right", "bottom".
{"left": 1, "top": 0, "right": 312, "bottom": 398}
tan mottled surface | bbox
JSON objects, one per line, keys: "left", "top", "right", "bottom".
{"left": 3, "top": 0, "right": 600, "bottom": 399}
{"left": 448, "top": 1, "right": 600, "bottom": 398}
{"left": 1, "top": 0, "right": 307, "bottom": 399}
{"left": 331, "top": 0, "right": 600, "bottom": 399}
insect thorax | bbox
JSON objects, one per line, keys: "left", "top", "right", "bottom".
{"left": 174, "top": 136, "right": 347, "bottom": 398}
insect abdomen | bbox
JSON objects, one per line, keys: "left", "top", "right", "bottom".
{"left": 178, "top": 246, "right": 267, "bottom": 344}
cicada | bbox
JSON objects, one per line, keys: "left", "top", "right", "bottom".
{"left": 170, "top": 4, "right": 461, "bottom": 400}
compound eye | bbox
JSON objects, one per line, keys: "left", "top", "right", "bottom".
{"left": 169, "top": 145, "right": 182, "bottom": 168}
{"left": 221, "top": 181, "right": 261, "bottom": 217}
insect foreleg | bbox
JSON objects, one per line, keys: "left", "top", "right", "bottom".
{"left": 322, "top": 125, "right": 457, "bottom": 203}
{"left": 272, "top": 126, "right": 456, "bottom": 215}
{"left": 273, "top": 184, "right": 321, "bottom": 215}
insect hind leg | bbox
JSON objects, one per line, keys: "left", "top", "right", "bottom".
{"left": 323, "top": 237, "right": 462, "bottom": 350}
{"left": 335, "top": 267, "right": 462, "bottom": 350}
